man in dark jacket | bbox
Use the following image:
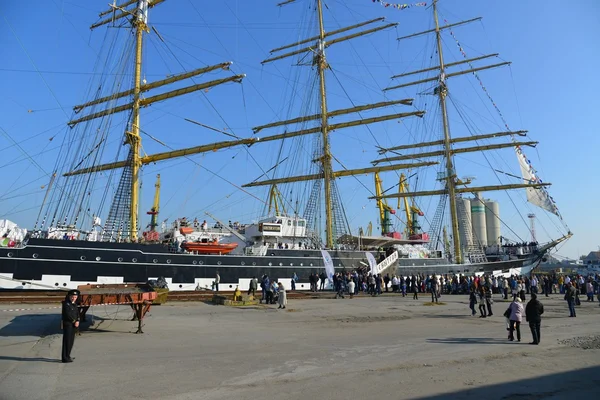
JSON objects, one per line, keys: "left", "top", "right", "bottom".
{"left": 61, "top": 289, "right": 80, "bottom": 363}
{"left": 525, "top": 293, "right": 544, "bottom": 345}
{"left": 565, "top": 282, "right": 577, "bottom": 317}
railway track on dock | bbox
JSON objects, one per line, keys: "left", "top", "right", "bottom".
{"left": 0, "top": 290, "right": 331, "bottom": 305}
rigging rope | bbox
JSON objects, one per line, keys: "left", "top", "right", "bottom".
{"left": 441, "top": 16, "right": 568, "bottom": 231}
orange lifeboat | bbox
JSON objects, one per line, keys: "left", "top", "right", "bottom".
{"left": 181, "top": 240, "right": 238, "bottom": 255}
{"left": 180, "top": 227, "right": 194, "bottom": 235}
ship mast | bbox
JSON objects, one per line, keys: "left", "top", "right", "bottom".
{"left": 316, "top": 0, "right": 334, "bottom": 248}
{"left": 242, "top": 1, "right": 434, "bottom": 249}
{"left": 432, "top": 0, "right": 462, "bottom": 263}
{"left": 66, "top": 0, "right": 246, "bottom": 241}
{"left": 65, "top": 0, "right": 433, "bottom": 246}
{"left": 129, "top": 0, "right": 147, "bottom": 241}
{"left": 373, "top": 1, "right": 554, "bottom": 261}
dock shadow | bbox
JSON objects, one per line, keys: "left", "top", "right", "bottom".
{"left": 0, "top": 355, "right": 61, "bottom": 363}
{"left": 426, "top": 337, "right": 516, "bottom": 345}
{"left": 0, "top": 314, "right": 60, "bottom": 338}
{"left": 0, "top": 314, "right": 117, "bottom": 338}
{"left": 421, "top": 314, "right": 473, "bottom": 319}
{"left": 413, "top": 365, "right": 600, "bottom": 399}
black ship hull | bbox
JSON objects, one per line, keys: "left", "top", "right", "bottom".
{"left": 0, "top": 239, "right": 535, "bottom": 291}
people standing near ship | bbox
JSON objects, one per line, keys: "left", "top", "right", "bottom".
{"left": 469, "top": 288, "right": 477, "bottom": 316}
{"left": 525, "top": 293, "right": 544, "bottom": 345}
{"left": 61, "top": 289, "right": 80, "bottom": 363}
{"left": 277, "top": 282, "right": 287, "bottom": 309}
{"left": 260, "top": 275, "right": 269, "bottom": 303}
{"left": 578, "top": 275, "right": 586, "bottom": 296}
{"left": 530, "top": 276, "right": 538, "bottom": 294}
{"left": 348, "top": 278, "right": 356, "bottom": 299}
{"left": 430, "top": 275, "right": 438, "bottom": 303}
{"left": 477, "top": 287, "right": 487, "bottom": 318}
{"left": 412, "top": 279, "right": 419, "bottom": 300}
{"left": 508, "top": 297, "right": 524, "bottom": 342}
{"left": 319, "top": 272, "right": 327, "bottom": 291}
{"left": 215, "top": 272, "right": 220, "bottom": 292}
{"left": 586, "top": 279, "right": 594, "bottom": 302}
{"left": 291, "top": 272, "right": 298, "bottom": 291}
{"left": 391, "top": 275, "right": 399, "bottom": 293}
{"left": 367, "top": 274, "right": 375, "bottom": 296}
{"left": 266, "top": 279, "right": 274, "bottom": 304}
{"left": 271, "top": 281, "right": 278, "bottom": 304}
{"left": 502, "top": 278, "right": 509, "bottom": 300}
{"left": 334, "top": 273, "right": 345, "bottom": 299}
{"left": 375, "top": 274, "right": 382, "bottom": 296}
{"left": 248, "top": 276, "right": 258, "bottom": 297}
{"left": 384, "top": 274, "right": 390, "bottom": 292}
{"left": 485, "top": 286, "right": 493, "bottom": 317}
{"left": 558, "top": 275, "right": 565, "bottom": 294}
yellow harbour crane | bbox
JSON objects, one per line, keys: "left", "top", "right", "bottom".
{"left": 143, "top": 174, "right": 161, "bottom": 242}
{"left": 374, "top": 173, "right": 398, "bottom": 237}
{"left": 398, "top": 173, "right": 426, "bottom": 240}
{"left": 147, "top": 174, "right": 161, "bottom": 231}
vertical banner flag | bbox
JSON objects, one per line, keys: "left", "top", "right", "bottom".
{"left": 320, "top": 250, "right": 335, "bottom": 283}
{"left": 366, "top": 252, "right": 378, "bottom": 275}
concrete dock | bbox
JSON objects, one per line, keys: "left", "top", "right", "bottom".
{"left": 1, "top": 294, "right": 599, "bottom": 399}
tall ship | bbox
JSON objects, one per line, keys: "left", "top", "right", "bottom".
{"left": 0, "top": 0, "right": 570, "bottom": 291}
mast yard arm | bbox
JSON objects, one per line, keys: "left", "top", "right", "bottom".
{"left": 68, "top": 75, "right": 245, "bottom": 127}
{"left": 369, "top": 182, "right": 552, "bottom": 200}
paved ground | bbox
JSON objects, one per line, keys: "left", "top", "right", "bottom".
{"left": 1, "top": 292, "right": 599, "bottom": 400}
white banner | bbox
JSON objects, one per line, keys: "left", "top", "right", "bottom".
{"left": 373, "top": 251, "right": 399, "bottom": 275}
{"left": 320, "top": 250, "right": 335, "bottom": 282}
{"left": 366, "top": 252, "right": 378, "bottom": 275}
{"left": 516, "top": 147, "right": 558, "bottom": 215}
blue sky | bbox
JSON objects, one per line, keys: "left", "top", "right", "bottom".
{"left": 0, "top": 0, "right": 598, "bottom": 259}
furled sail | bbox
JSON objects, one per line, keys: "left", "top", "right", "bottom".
{"left": 515, "top": 146, "right": 558, "bottom": 215}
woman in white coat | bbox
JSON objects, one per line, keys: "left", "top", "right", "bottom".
{"left": 277, "top": 282, "right": 287, "bottom": 309}
{"left": 508, "top": 297, "right": 524, "bottom": 342}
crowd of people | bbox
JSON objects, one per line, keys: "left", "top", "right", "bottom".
{"left": 271, "top": 270, "right": 600, "bottom": 344}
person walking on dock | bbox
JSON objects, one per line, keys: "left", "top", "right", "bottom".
{"left": 564, "top": 282, "right": 577, "bottom": 317}
{"left": 508, "top": 297, "right": 524, "bottom": 342}
{"left": 525, "top": 293, "right": 544, "bottom": 345}
{"left": 61, "top": 289, "right": 80, "bottom": 363}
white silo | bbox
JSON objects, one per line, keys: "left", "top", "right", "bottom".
{"left": 470, "top": 197, "right": 487, "bottom": 246}
{"left": 458, "top": 198, "right": 473, "bottom": 247}
{"left": 485, "top": 201, "right": 501, "bottom": 246}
